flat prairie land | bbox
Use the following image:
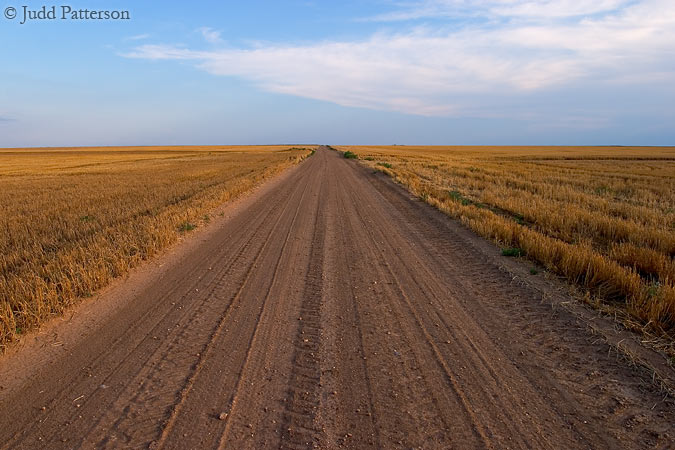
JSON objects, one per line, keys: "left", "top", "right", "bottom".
{"left": 338, "top": 145, "right": 675, "bottom": 345}
{"left": 0, "top": 145, "right": 312, "bottom": 348}
{"left": 1, "top": 147, "right": 674, "bottom": 449}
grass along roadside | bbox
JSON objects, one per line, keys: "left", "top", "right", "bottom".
{"left": 340, "top": 145, "right": 675, "bottom": 353}
{"left": 0, "top": 146, "right": 313, "bottom": 350}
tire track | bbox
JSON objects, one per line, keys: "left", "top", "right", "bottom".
{"left": 330, "top": 170, "right": 384, "bottom": 449}
{"left": 151, "top": 161, "right": 323, "bottom": 449}
{"left": 153, "top": 163, "right": 315, "bottom": 449}
{"left": 336, "top": 166, "right": 490, "bottom": 448}
{"left": 344, "top": 172, "right": 543, "bottom": 447}
{"left": 279, "top": 168, "right": 327, "bottom": 449}
{"left": 85, "top": 187, "right": 294, "bottom": 448}
{"left": 214, "top": 165, "right": 315, "bottom": 448}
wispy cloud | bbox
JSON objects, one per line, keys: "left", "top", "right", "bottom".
{"left": 197, "top": 27, "right": 223, "bottom": 44}
{"left": 124, "top": 1, "right": 675, "bottom": 117}
{"left": 365, "top": 0, "right": 633, "bottom": 21}
{"left": 125, "top": 33, "right": 150, "bottom": 41}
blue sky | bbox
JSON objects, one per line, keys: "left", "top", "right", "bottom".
{"left": 1, "top": 0, "right": 674, "bottom": 146}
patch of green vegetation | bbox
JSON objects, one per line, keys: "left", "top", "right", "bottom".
{"left": 594, "top": 185, "right": 611, "bottom": 195}
{"left": 363, "top": 156, "right": 374, "bottom": 161}
{"left": 203, "top": 214, "right": 210, "bottom": 223}
{"left": 343, "top": 151, "right": 358, "bottom": 159}
{"left": 448, "top": 190, "right": 471, "bottom": 206}
{"left": 530, "top": 268, "right": 538, "bottom": 275}
{"left": 514, "top": 213, "right": 525, "bottom": 225}
{"left": 647, "top": 282, "right": 660, "bottom": 298}
{"left": 377, "top": 162, "right": 393, "bottom": 169}
{"left": 178, "top": 222, "right": 196, "bottom": 232}
{"left": 80, "top": 215, "right": 95, "bottom": 222}
{"left": 502, "top": 247, "right": 524, "bottom": 257}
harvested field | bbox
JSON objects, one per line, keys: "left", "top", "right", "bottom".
{"left": 0, "top": 146, "right": 312, "bottom": 348}
{"left": 338, "top": 146, "right": 675, "bottom": 345}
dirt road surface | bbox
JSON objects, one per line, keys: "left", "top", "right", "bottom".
{"left": 1, "top": 147, "right": 673, "bottom": 449}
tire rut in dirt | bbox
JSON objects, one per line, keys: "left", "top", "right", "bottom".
{"left": 335, "top": 162, "right": 486, "bottom": 448}
{"left": 155, "top": 162, "right": 320, "bottom": 449}
{"left": 149, "top": 157, "right": 326, "bottom": 450}
{"left": 279, "top": 165, "right": 328, "bottom": 449}
{"left": 92, "top": 185, "right": 301, "bottom": 449}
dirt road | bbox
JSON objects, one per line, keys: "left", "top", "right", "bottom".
{"left": 1, "top": 146, "right": 673, "bottom": 449}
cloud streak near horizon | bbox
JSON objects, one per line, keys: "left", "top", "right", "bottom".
{"left": 363, "top": 0, "right": 635, "bottom": 21}
{"left": 124, "top": 0, "right": 675, "bottom": 117}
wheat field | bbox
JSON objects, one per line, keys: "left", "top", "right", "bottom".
{"left": 339, "top": 146, "right": 675, "bottom": 341}
{"left": 0, "top": 146, "right": 312, "bottom": 349}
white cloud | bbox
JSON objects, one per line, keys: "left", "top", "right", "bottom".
{"left": 197, "top": 27, "right": 223, "bottom": 44}
{"left": 125, "top": 33, "right": 150, "bottom": 41}
{"left": 124, "top": 1, "right": 675, "bottom": 116}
